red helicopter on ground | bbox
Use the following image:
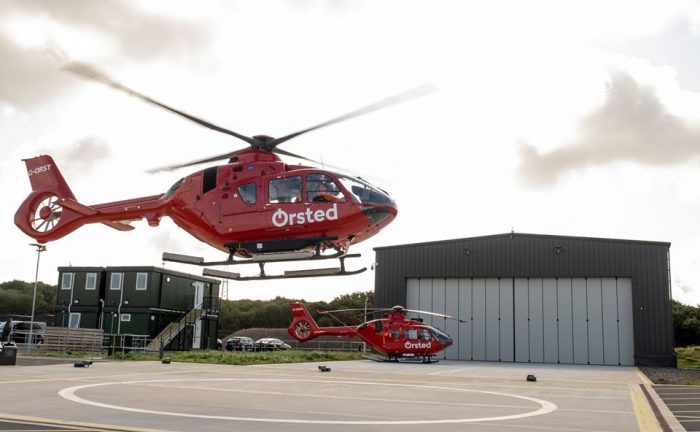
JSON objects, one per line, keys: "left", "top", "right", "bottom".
{"left": 14, "top": 63, "right": 428, "bottom": 281}
{"left": 288, "top": 302, "right": 464, "bottom": 362}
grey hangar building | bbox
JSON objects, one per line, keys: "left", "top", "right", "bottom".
{"left": 373, "top": 232, "right": 675, "bottom": 367}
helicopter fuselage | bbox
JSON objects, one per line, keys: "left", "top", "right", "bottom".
{"left": 15, "top": 151, "right": 397, "bottom": 256}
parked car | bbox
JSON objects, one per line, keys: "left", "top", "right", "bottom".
{"left": 254, "top": 338, "right": 291, "bottom": 351}
{"left": 0, "top": 320, "right": 46, "bottom": 344}
{"left": 225, "top": 336, "right": 254, "bottom": 351}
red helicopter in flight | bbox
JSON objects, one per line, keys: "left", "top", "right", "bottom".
{"left": 288, "top": 302, "right": 464, "bottom": 362}
{"left": 14, "top": 63, "right": 429, "bottom": 281}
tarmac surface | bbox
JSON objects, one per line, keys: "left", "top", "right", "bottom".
{"left": 0, "top": 358, "right": 672, "bottom": 431}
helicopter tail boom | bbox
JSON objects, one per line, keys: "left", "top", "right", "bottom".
{"left": 288, "top": 302, "right": 358, "bottom": 342}
{"left": 14, "top": 155, "right": 157, "bottom": 243}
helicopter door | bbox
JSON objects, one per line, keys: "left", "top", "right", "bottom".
{"left": 220, "top": 181, "right": 262, "bottom": 234}
{"left": 265, "top": 176, "right": 304, "bottom": 229}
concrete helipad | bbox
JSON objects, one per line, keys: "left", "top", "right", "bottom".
{"left": 0, "top": 359, "right": 660, "bottom": 431}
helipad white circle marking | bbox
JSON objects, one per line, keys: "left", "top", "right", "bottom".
{"left": 58, "top": 378, "right": 557, "bottom": 425}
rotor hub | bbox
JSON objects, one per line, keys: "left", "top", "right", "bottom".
{"left": 39, "top": 206, "right": 52, "bottom": 220}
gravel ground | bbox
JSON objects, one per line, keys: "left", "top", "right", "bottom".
{"left": 640, "top": 367, "right": 700, "bottom": 385}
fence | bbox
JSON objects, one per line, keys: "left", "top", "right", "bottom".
{"left": 29, "top": 327, "right": 104, "bottom": 354}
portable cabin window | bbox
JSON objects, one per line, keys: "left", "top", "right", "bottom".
{"left": 110, "top": 273, "right": 123, "bottom": 290}
{"left": 135, "top": 272, "right": 148, "bottom": 290}
{"left": 61, "top": 273, "right": 74, "bottom": 290}
{"left": 85, "top": 273, "right": 97, "bottom": 290}
{"left": 237, "top": 182, "right": 257, "bottom": 204}
{"left": 120, "top": 313, "right": 131, "bottom": 322}
{"left": 306, "top": 174, "right": 345, "bottom": 203}
{"left": 68, "top": 313, "right": 81, "bottom": 328}
{"left": 268, "top": 176, "right": 302, "bottom": 203}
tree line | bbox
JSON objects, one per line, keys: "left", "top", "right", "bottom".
{"left": 2, "top": 279, "right": 700, "bottom": 347}
{"left": 218, "top": 291, "right": 374, "bottom": 337}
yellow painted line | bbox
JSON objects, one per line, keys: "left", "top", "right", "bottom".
{"left": 636, "top": 368, "right": 652, "bottom": 385}
{"left": 0, "top": 412, "right": 172, "bottom": 432}
{"left": 630, "top": 390, "right": 659, "bottom": 432}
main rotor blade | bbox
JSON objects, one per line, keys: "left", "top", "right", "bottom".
{"left": 318, "top": 307, "right": 383, "bottom": 314}
{"left": 273, "top": 148, "right": 324, "bottom": 165}
{"left": 403, "top": 309, "right": 453, "bottom": 318}
{"left": 268, "top": 84, "right": 436, "bottom": 148}
{"left": 146, "top": 149, "right": 242, "bottom": 173}
{"left": 62, "top": 62, "right": 258, "bottom": 146}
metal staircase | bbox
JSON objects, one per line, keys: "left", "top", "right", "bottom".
{"left": 146, "top": 306, "right": 204, "bottom": 351}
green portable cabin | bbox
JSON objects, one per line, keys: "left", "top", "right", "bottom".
{"left": 56, "top": 266, "right": 221, "bottom": 351}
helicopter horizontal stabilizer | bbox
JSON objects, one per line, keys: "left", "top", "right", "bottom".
{"left": 59, "top": 199, "right": 134, "bottom": 232}
{"left": 102, "top": 221, "right": 135, "bottom": 231}
{"left": 59, "top": 198, "right": 98, "bottom": 216}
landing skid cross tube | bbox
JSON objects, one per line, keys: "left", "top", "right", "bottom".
{"left": 162, "top": 241, "right": 366, "bottom": 281}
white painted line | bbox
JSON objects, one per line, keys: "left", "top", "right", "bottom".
{"left": 58, "top": 378, "right": 557, "bottom": 425}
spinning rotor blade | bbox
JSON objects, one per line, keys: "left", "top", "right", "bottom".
{"left": 404, "top": 309, "right": 469, "bottom": 323}
{"left": 318, "top": 307, "right": 381, "bottom": 315}
{"left": 62, "top": 62, "right": 258, "bottom": 146}
{"left": 146, "top": 149, "right": 246, "bottom": 173}
{"left": 267, "top": 84, "right": 436, "bottom": 149}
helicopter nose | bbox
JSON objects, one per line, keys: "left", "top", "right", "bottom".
{"left": 362, "top": 205, "right": 396, "bottom": 226}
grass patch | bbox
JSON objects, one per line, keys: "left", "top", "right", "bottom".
{"left": 676, "top": 346, "right": 700, "bottom": 370}
{"left": 109, "top": 349, "right": 364, "bottom": 365}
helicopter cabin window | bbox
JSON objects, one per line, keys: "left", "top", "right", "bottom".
{"left": 237, "top": 182, "right": 256, "bottom": 204}
{"left": 202, "top": 167, "right": 218, "bottom": 195}
{"left": 405, "top": 328, "right": 418, "bottom": 340}
{"left": 418, "top": 328, "right": 432, "bottom": 341}
{"left": 306, "top": 174, "right": 345, "bottom": 203}
{"left": 269, "top": 176, "right": 301, "bottom": 203}
{"left": 389, "top": 329, "right": 400, "bottom": 340}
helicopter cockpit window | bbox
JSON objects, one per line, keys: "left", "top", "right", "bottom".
{"left": 336, "top": 175, "right": 392, "bottom": 205}
{"left": 432, "top": 327, "right": 451, "bottom": 343}
{"left": 374, "top": 320, "right": 383, "bottom": 333}
{"left": 306, "top": 174, "right": 345, "bottom": 203}
{"left": 269, "top": 176, "right": 301, "bottom": 203}
{"left": 418, "top": 328, "right": 432, "bottom": 341}
{"left": 237, "top": 182, "right": 256, "bottom": 204}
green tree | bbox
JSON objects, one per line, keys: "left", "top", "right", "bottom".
{"left": 672, "top": 300, "right": 700, "bottom": 347}
{"left": 216, "top": 291, "right": 374, "bottom": 337}
{"left": 0, "top": 279, "right": 56, "bottom": 316}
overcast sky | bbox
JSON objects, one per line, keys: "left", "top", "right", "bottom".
{"left": 2, "top": 0, "right": 700, "bottom": 304}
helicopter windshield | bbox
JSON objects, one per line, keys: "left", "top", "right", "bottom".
{"left": 336, "top": 175, "right": 392, "bottom": 205}
{"left": 431, "top": 327, "right": 452, "bottom": 343}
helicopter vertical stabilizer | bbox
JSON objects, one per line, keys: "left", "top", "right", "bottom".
{"left": 288, "top": 302, "right": 321, "bottom": 341}
{"left": 23, "top": 155, "right": 76, "bottom": 199}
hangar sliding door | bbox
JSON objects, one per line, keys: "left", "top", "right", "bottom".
{"left": 406, "top": 277, "right": 634, "bottom": 366}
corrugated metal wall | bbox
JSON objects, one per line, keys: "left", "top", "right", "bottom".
{"left": 373, "top": 233, "right": 674, "bottom": 367}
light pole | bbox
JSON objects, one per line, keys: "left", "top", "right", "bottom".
{"left": 28, "top": 243, "right": 46, "bottom": 353}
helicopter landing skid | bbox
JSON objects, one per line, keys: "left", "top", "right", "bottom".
{"left": 162, "top": 248, "right": 365, "bottom": 281}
